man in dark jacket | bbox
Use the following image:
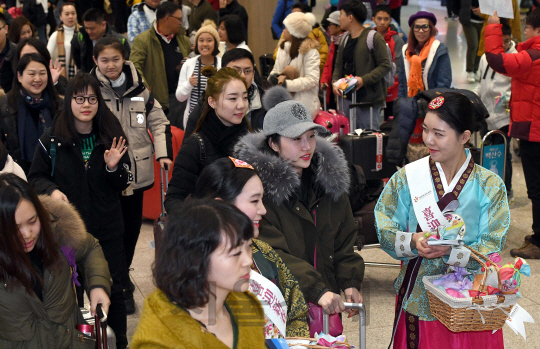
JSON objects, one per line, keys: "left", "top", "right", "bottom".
{"left": 188, "top": 0, "right": 218, "bottom": 34}
{"left": 184, "top": 48, "right": 265, "bottom": 136}
{"left": 219, "top": 0, "right": 248, "bottom": 34}
{"left": 71, "top": 8, "right": 131, "bottom": 73}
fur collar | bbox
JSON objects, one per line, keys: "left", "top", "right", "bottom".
{"left": 278, "top": 37, "right": 320, "bottom": 56}
{"left": 39, "top": 195, "right": 88, "bottom": 249}
{"left": 234, "top": 132, "right": 350, "bottom": 205}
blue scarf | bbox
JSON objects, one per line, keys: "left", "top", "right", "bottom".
{"left": 17, "top": 89, "right": 53, "bottom": 161}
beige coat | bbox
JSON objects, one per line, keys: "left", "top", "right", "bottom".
{"left": 92, "top": 61, "right": 170, "bottom": 191}
{"left": 271, "top": 38, "right": 321, "bottom": 119}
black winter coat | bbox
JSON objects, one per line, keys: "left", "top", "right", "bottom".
{"left": 28, "top": 128, "right": 132, "bottom": 241}
{"left": 164, "top": 110, "right": 250, "bottom": 211}
{"left": 0, "top": 95, "right": 61, "bottom": 174}
{"left": 0, "top": 41, "right": 16, "bottom": 93}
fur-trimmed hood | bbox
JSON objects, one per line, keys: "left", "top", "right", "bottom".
{"left": 234, "top": 131, "right": 350, "bottom": 205}
{"left": 279, "top": 37, "right": 320, "bottom": 56}
{"left": 39, "top": 195, "right": 88, "bottom": 249}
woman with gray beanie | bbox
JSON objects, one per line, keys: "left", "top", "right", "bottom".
{"left": 234, "top": 86, "right": 364, "bottom": 320}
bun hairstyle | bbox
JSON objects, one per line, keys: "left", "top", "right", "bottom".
{"left": 262, "top": 86, "right": 293, "bottom": 111}
{"left": 193, "top": 67, "right": 249, "bottom": 134}
{"left": 194, "top": 157, "right": 258, "bottom": 203}
{"left": 427, "top": 92, "right": 477, "bottom": 135}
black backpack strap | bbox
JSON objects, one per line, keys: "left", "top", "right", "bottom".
{"left": 193, "top": 132, "right": 206, "bottom": 165}
{"left": 145, "top": 93, "right": 155, "bottom": 113}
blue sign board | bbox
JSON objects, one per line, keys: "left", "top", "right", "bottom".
{"left": 482, "top": 144, "right": 505, "bottom": 180}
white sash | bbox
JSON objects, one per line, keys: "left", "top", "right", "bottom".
{"left": 249, "top": 270, "right": 287, "bottom": 337}
{"left": 405, "top": 156, "right": 446, "bottom": 232}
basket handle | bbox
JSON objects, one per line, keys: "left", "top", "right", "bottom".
{"left": 465, "top": 246, "right": 503, "bottom": 296}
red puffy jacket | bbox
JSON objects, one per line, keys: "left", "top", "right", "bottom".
{"left": 485, "top": 23, "right": 540, "bottom": 142}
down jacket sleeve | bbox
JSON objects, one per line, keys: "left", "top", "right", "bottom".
{"left": 285, "top": 48, "right": 320, "bottom": 93}
{"left": 484, "top": 24, "right": 537, "bottom": 78}
{"left": 259, "top": 205, "right": 330, "bottom": 303}
{"left": 144, "top": 93, "right": 170, "bottom": 160}
{"left": 176, "top": 58, "right": 196, "bottom": 103}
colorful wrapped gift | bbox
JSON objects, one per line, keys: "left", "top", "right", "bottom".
{"left": 499, "top": 257, "right": 530, "bottom": 296}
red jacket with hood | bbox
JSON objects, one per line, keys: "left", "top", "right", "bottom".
{"left": 485, "top": 23, "right": 540, "bottom": 142}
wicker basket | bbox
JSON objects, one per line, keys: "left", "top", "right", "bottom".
{"left": 423, "top": 247, "right": 520, "bottom": 332}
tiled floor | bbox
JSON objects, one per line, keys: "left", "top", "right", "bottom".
{"left": 124, "top": 0, "right": 539, "bottom": 347}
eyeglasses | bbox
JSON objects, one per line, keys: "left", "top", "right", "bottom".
{"left": 413, "top": 24, "right": 430, "bottom": 32}
{"left": 169, "top": 15, "right": 183, "bottom": 24}
{"left": 72, "top": 96, "right": 98, "bottom": 105}
{"left": 232, "top": 67, "right": 254, "bottom": 76}
{"left": 0, "top": 25, "right": 6, "bottom": 31}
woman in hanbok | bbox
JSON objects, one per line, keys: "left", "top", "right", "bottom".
{"left": 375, "top": 92, "right": 510, "bottom": 348}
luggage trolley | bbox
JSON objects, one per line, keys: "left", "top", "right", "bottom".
{"left": 480, "top": 130, "right": 508, "bottom": 182}
{"left": 323, "top": 303, "right": 366, "bottom": 349}
{"left": 341, "top": 94, "right": 400, "bottom": 269}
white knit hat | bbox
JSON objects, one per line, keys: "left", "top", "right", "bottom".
{"left": 283, "top": 12, "right": 316, "bottom": 39}
{"left": 195, "top": 19, "right": 220, "bottom": 44}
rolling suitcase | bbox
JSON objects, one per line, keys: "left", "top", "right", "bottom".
{"left": 338, "top": 96, "right": 397, "bottom": 180}
{"left": 314, "top": 86, "right": 350, "bottom": 136}
{"left": 323, "top": 302, "right": 366, "bottom": 349}
{"left": 142, "top": 126, "right": 184, "bottom": 220}
{"left": 79, "top": 305, "right": 116, "bottom": 349}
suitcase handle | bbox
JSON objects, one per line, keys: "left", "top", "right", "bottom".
{"left": 159, "top": 166, "right": 169, "bottom": 218}
{"left": 323, "top": 302, "right": 365, "bottom": 349}
{"left": 95, "top": 304, "right": 108, "bottom": 349}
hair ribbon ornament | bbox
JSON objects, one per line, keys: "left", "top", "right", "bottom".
{"left": 428, "top": 96, "right": 445, "bottom": 110}
{"left": 228, "top": 156, "right": 254, "bottom": 170}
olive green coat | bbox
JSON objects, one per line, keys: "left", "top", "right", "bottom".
{"left": 0, "top": 196, "right": 111, "bottom": 349}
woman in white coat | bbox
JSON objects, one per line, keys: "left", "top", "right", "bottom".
{"left": 269, "top": 11, "right": 320, "bottom": 119}
{"left": 176, "top": 20, "right": 221, "bottom": 129}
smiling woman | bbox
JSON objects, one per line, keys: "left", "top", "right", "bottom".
{"left": 0, "top": 53, "right": 62, "bottom": 174}
{"left": 165, "top": 66, "right": 251, "bottom": 210}
{"left": 176, "top": 19, "right": 222, "bottom": 128}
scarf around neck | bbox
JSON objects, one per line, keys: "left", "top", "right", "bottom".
{"left": 406, "top": 36, "right": 435, "bottom": 97}
{"left": 200, "top": 109, "right": 250, "bottom": 155}
{"left": 17, "top": 89, "right": 53, "bottom": 161}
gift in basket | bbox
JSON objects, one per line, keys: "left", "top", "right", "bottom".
{"left": 422, "top": 246, "right": 523, "bottom": 332}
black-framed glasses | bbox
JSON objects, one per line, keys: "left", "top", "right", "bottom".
{"left": 72, "top": 96, "right": 98, "bottom": 105}
{"left": 413, "top": 24, "right": 430, "bottom": 32}
{"left": 232, "top": 67, "right": 254, "bottom": 76}
{"left": 0, "top": 25, "right": 6, "bottom": 31}
{"left": 169, "top": 15, "right": 183, "bottom": 24}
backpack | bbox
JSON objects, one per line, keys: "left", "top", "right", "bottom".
{"left": 366, "top": 30, "right": 396, "bottom": 88}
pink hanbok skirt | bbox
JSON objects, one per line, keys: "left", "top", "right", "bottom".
{"left": 393, "top": 309, "right": 505, "bottom": 349}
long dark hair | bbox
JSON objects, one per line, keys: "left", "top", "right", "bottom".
{"left": 7, "top": 53, "right": 61, "bottom": 115}
{"left": 52, "top": 72, "right": 127, "bottom": 145}
{"left": 154, "top": 199, "right": 254, "bottom": 309}
{"left": 15, "top": 38, "right": 54, "bottom": 73}
{"left": 193, "top": 157, "right": 258, "bottom": 202}
{"left": 280, "top": 35, "right": 305, "bottom": 61}
{"left": 0, "top": 174, "right": 62, "bottom": 294}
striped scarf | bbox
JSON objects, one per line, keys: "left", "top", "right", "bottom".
{"left": 57, "top": 24, "right": 81, "bottom": 79}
